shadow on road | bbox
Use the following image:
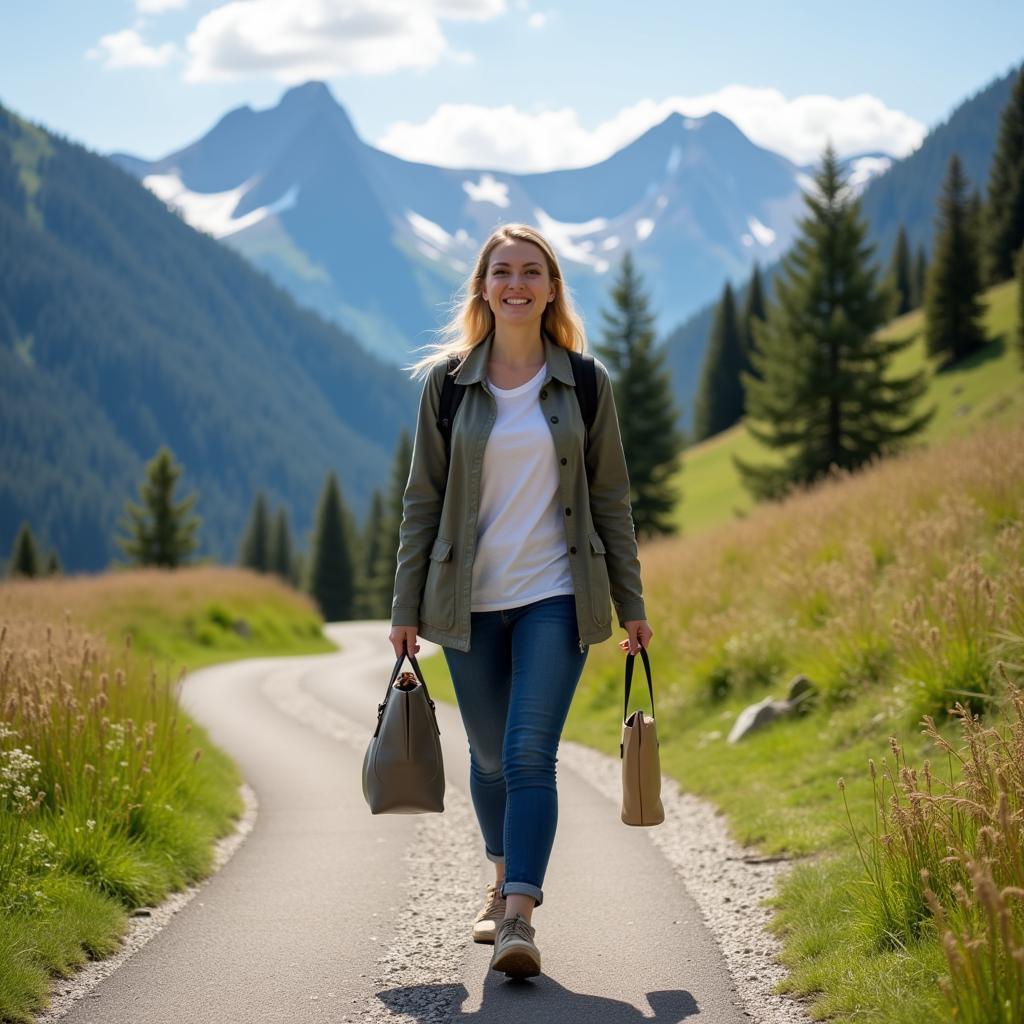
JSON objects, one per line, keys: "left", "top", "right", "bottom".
{"left": 377, "top": 979, "right": 700, "bottom": 1022}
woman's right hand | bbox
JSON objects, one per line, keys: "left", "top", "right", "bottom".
{"left": 388, "top": 626, "right": 420, "bottom": 659}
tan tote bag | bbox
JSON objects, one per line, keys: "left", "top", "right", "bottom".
{"left": 620, "top": 648, "right": 665, "bottom": 827}
{"left": 362, "top": 649, "right": 445, "bottom": 814}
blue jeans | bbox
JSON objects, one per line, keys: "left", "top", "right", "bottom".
{"left": 442, "top": 594, "right": 588, "bottom": 907}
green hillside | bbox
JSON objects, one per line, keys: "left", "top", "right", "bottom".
{"left": 0, "top": 103, "right": 417, "bottom": 575}
{"left": 675, "top": 279, "right": 1022, "bottom": 534}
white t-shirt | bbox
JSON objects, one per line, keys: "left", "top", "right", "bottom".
{"left": 471, "top": 365, "right": 575, "bottom": 611}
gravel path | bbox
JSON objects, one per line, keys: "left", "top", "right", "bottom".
{"left": 39, "top": 622, "right": 813, "bottom": 1023}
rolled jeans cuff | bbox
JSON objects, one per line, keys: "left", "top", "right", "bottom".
{"left": 501, "top": 881, "right": 543, "bottom": 907}
{"left": 485, "top": 847, "right": 504, "bottom": 865}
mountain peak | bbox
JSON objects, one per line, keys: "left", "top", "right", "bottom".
{"left": 279, "top": 80, "right": 336, "bottom": 108}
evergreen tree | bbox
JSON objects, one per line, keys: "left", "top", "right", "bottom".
{"left": 924, "top": 153, "right": 987, "bottom": 364}
{"left": 368, "top": 430, "right": 413, "bottom": 618}
{"left": 115, "top": 447, "right": 201, "bottom": 568}
{"left": 268, "top": 506, "right": 294, "bottom": 584}
{"left": 911, "top": 244, "right": 928, "bottom": 310}
{"left": 983, "top": 67, "right": 1024, "bottom": 283}
{"left": 693, "top": 283, "right": 745, "bottom": 440}
{"left": 306, "top": 470, "right": 355, "bottom": 622}
{"left": 733, "top": 144, "right": 934, "bottom": 502}
{"left": 742, "top": 262, "right": 767, "bottom": 383}
{"left": 238, "top": 492, "right": 271, "bottom": 573}
{"left": 888, "top": 225, "right": 913, "bottom": 316}
{"left": 8, "top": 522, "right": 40, "bottom": 578}
{"left": 595, "top": 251, "right": 682, "bottom": 537}
{"left": 45, "top": 549, "right": 61, "bottom": 576}
{"left": 355, "top": 490, "right": 385, "bottom": 618}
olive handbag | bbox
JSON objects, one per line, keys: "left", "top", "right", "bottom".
{"left": 362, "top": 648, "right": 445, "bottom": 814}
{"left": 620, "top": 648, "right": 665, "bottom": 827}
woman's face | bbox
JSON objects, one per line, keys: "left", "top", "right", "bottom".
{"left": 481, "top": 238, "right": 556, "bottom": 327}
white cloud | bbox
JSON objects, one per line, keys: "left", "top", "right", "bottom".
{"left": 183, "top": 0, "right": 505, "bottom": 83}
{"left": 87, "top": 28, "right": 177, "bottom": 69}
{"left": 375, "top": 85, "right": 926, "bottom": 173}
{"left": 136, "top": 0, "right": 188, "bottom": 12}
{"left": 528, "top": 12, "right": 547, "bottom": 28}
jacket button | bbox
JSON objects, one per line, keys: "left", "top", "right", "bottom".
{"left": 550, "top": 415, "right": 559, "bottom": 423}
{"left": 540, "top": 389, "right": 547, "bottom": 399}
{"left": 565, "top": 507, "right": 572, "bottom": 516}
{"left": 560, "top": 457, "right": 567, "bottom": 465}
{"left": 570, "top": 546, "right": 577, "bottom": 554}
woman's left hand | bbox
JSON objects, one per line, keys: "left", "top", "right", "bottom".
{"left": 619, "top": 619, "right": 653, "bottom": 655}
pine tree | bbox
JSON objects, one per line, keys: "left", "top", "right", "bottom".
{"left": 693, "top": 283, "right": 745, "bottom": 440}
{"left": 115, "top": 447, "right": 201, "bottom": 568}
{"left": 45, "top": 550, "right": 61, "bottom": 576}
{"left": 733, "top": 143, "right": 934, "bottom": 502}
{"left": 306, "top": 471, "right": 355, "bottom": 622}
{"left": 983, "top": 66, "right": 1024, "bottom": 283}
{"left": 238, "top": 492, "right": 271, "bottom": 572}
{"left": 742, "top": 262, "right": 767, "bottom": 383}
{"left": 924, "top": 154, "right": 987, "bottom": 365}
{"left": 912, "top": 244, "right": 928, "bottom": 310}
{"left": 8, "top": 522, "right": 40, "bottom": 578}
{"left": 268, "top": 506, "right": 294, "bottom": 584}
{"left": 354, "top": 490, "right": 385, "bottom": 618}
{"left": 595, "top": 251, "right": 682, "bottom": 537}
{"left": 368, "top": 430, "right": 413, "bottom": 618}
{"left": 888, "top": 225, "right": 913, "bottom": 316}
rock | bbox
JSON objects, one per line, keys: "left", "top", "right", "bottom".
{"left": 233, "top": 618, "right": 252, "bottom": 638}
{"left": 727, "top": 675, "right": 817, "bottom": 742}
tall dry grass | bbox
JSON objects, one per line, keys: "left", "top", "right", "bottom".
{"left": 626, "top": 419, "right": 1024, "bottom": 721}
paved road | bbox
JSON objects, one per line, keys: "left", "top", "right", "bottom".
{"left": 60, "top": 621, "right": 747, "bottom": 1024}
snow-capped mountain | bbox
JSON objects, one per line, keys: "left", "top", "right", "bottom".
{"left": 112, "top": 81, "right": 892, "bottom": 362}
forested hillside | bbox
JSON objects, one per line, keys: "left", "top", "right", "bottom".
{"left": 0, "top": 105, "right": 416, "bottom": 573}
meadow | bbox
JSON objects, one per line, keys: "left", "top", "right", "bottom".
{"left": 0, "top": 568, "right": 332, "bottom": 1022}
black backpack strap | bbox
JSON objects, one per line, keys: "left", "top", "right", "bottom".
{"left": 567, "top": 350, "right": 598, "bottom": 444}
{"left": 437, "top": 356, "right": 466, "bottom": 458}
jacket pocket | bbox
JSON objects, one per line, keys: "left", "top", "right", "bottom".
{"left": 420, "top": 537, "right": 456, "bottom": 630}
{"left": 588, "top": 531, "right": 612, "bottom": 626}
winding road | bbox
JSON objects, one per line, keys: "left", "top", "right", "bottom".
{"left": 59, "top": 621, "right": 748, "bottom": 1024}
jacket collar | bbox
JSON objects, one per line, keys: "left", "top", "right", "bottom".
{"left": 456, "top": 330, "right": 577, "bottom": 387}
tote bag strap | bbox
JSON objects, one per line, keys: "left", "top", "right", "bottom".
{"left": 623, "top": 648, "right": 656, "bottom": 722}
{"left": 373, "top": 644, "right": 438, "bottom": 737}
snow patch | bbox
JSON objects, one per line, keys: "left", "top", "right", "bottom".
{"left": 142, "top": 172, "right": 298, "bottom": 239}
{"left": 406, "top": 210, "right": 453, "bottom": 251}
{"left": 416, "top": 241, "right": 442, "bottom": 262}
{"left": 532, "top": 208, "right": 610, "bottom": 272}
{"left": 847, "top": 155, "right": 892, "bottom": 191}
{"left": 746, "top": 216, "right": 776, "bottom": 246}
{"left": 666, "top": 145, "right": 682, "bottom": 175}
{"left": 462, "top": 173, "right": 510, "bottom": 208}
{"left": 635, "top": 218, "right": 655, "bottom": 241}
{"left": 601, "top": 236, "right": 620, "bottom": 251}
{"left": 683, "top": 117, "right": 702, "bottom": 130}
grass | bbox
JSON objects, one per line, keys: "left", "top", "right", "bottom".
{"left": 0, "top": 566, "right": 335, "bottom": 1023}
{"left": 674, "top": 279, "right": 1022, "bottom": 535}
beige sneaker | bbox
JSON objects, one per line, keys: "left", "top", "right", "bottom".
{"left": 489, "top": 913, "right": 541, "bottom": 978}
{"left": 472, "top": 883, "right": 507, "bottom": 944}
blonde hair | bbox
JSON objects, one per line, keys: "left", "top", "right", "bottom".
{"left": 407, "top": 223, "right": 587, "bottom": 379}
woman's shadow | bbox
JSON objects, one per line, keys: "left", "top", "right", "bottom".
{"left": 376, "top": 976, "right": 699, "bottom": 1022}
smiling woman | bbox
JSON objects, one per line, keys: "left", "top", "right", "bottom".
{"left": 388, "top": 223, "right": 653, "bottom": 980}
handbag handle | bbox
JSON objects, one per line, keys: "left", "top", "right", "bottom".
{"left": 373, "top": 644, "right": 439, "bottom": 737}
{"left": 623, "top": 647, "right": 656, "bottom": 722}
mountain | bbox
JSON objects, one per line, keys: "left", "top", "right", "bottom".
{"left": 113, "top": 83, "right": 892, "bottom": 364}
{"left": 0, "top": 102, "right": 416, "bottom": 575}
{"left": 663, "top": 62, "right": 1022, "bottom": 432}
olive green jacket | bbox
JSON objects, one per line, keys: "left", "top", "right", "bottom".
{"left": 390, "top": 332, "right": 646, "bottom": 652}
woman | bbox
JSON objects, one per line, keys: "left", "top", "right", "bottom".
{"left": 388, "top": 223, "right": 652, "bottom": 980}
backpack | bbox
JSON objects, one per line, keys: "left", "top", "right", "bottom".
{"left": 436, "top": 350, "right": 597, "bottom": 458}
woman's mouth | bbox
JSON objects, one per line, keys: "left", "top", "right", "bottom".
{"left": 503, "top": 297, "right": 531, "bottom": 306}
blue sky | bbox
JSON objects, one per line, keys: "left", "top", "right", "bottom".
{"left": 2, "top": 1, "right": 1022, "bottom": 170}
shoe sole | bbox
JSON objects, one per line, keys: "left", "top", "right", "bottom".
{"left": 490, "top": 943, "right": 541, "bottom": 979}
{"left": 472, "top": 927, "right": 496, "bottom": 945}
